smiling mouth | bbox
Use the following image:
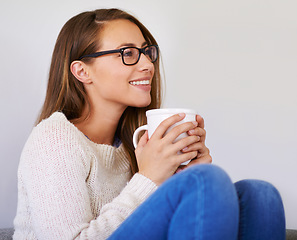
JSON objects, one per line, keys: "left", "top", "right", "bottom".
{"left": 129, "top": 80, "right": 150, "bottom": 86}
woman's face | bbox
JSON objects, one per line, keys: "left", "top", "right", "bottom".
{"left": 86, "top": 19, "right": 155, "bottom": 111}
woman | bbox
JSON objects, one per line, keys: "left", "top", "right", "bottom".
{"left": 13, "top": 8, "right": 285, "bottom": 240}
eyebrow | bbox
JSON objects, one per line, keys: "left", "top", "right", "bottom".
{"left": 116, "top": 41, "right": 148, "bottom": 49}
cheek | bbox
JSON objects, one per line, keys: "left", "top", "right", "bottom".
{"left": 94, "top": 69, "right": 132, "bottom": 95}
{"left": 94, "top": 62, "right": 131, "bottom": 84}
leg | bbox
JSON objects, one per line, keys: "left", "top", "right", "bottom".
{"left": 235, "top": 180, "right": 286, "bottom": 240}
{"left": 108, "top": 164, "right": 239, "bottom": 240}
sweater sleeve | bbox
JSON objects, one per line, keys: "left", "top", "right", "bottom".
{"left": 81, "top": 173, "right": 157, "bottom": 240}
{"left": 18, "top": 119, "right": 157, "bottom": 240}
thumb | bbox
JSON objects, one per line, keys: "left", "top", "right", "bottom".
{"left": 136, "top": 131, "right": 149, "bottom": 149}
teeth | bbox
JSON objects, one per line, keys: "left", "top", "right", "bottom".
{"left": 129, "top": 80, "right": 150, "bottom": 85}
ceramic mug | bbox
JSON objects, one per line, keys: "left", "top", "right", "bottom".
{"left": 133, "top": 108, "right": 197, "bottom": 165}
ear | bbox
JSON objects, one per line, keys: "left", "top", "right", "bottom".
{"left": 70, "top": 61, "right": 92, "bottom": 84}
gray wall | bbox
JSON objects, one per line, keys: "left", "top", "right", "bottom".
{"left": 1, "top": 0, "right": 296, "bottom": 229}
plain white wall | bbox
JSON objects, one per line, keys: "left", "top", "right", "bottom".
{"left": 1, "top": 0, "right": 296, "bottom": 229}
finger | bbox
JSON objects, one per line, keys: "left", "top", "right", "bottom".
{"left": 197, "top": 145, "right": 210, "bottom": 157}
{"left": 188, "top": 127, "right": 206, "bottom": 142}
{"left": 196, "top": 115, "right": 205, "bottom": 129}
{"left": 136, "top": 131, "right": 149, "bottom": 150}
{"left": 182, "top": 142, "right": 210, "bottom": 161}
{"left": 176, "top": 151, "right": 198, "bottom": 165}
{"left": 164, "top": 121, "right": 198, "bottom": 144}
{"left": 151, "top": 113, "right": 186, "bottom": 140}
{"left": 187, "top": 155, "right": 212, "bottom": 166}
{"left": 181, "top": 141, "right": 203, "bottom": 153}
{"left": 172, "top": 135, "right": 200, "bottom": 153}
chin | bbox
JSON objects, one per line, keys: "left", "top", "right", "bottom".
{"left": 134, "top": 102, "right": 151, "bottom": 108}
{"left": 131, "top": 98, "right": 151, "bottom": 108}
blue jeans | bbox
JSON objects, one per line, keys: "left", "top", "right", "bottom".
{"left": 108, "top": 164, "right": 285, "bottom": 240}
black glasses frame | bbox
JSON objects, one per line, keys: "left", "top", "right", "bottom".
{"left": 77, "top": 45, "right": 159, "bottom": 66}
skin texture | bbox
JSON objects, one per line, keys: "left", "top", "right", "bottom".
{"left": 70, "top": 19, "right": 212, "bottom": 186}
{"left": 70, "top": 19, "right": 154, "bottom": 145}
{"left": 136, "top": 113, "right": 212, "bottom": 185}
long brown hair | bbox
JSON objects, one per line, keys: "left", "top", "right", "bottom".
{"left": 37, "top": 9, "right": 162, "bottom": 174}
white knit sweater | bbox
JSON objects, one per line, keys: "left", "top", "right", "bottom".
{"left": 13, "top": 112, "right": 157, "bottom": 240}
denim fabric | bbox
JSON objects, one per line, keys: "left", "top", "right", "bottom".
{"left": 235, "top": 179, "right": 286, "bottom": 240}
{"left": 108, "top": 164, "right": 285, "bottom": 240}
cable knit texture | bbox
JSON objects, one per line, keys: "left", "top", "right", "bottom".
{"left": 13, "top": 112, "right": 157, "bottom": 240}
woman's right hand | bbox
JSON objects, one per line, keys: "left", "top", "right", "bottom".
{"left": 135, "top": 113, "right": 199, "bottom": 185}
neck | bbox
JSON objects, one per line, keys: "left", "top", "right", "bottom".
{"left": 74, "top": 103, "right": 126, "bottom": 145}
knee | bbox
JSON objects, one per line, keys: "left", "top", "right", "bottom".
{"left": 184, "top": 164, "right": 230, "bottom": 181}
{"left": 177, "top": 164, "right": 234, "bottom": 192}
{"left": 177, "top": 164, "right": 239, "bottom": 216}
{"left": 235, "top": 179, "right": 284, "bottom": 208}
{"left": 235, "top": 179, "right": 285, "bottom": 232}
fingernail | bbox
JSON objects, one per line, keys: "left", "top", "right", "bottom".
{"left": 182, "top": 147, "right": 188, "bottom": 151}
{"left": 179, "top": 113, "right": 186, "bottom": 117}
{"left": 189, "top": 129, "right": 195, "bottom": 135}
{"left": 192, "top": 121, "right": 198, "bottom": 126}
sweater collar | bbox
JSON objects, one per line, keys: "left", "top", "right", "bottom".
{"left": 52, "top": 112, "right": 131, "bottom": 173}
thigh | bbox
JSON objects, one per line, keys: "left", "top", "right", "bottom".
{"left": 108, "top": 164, "right": 239, "bottom": 240}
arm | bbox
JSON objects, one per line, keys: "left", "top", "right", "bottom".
{"left": 20, "top": 120, "right": 156, "bottom": 239}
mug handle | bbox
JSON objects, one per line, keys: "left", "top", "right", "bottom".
{"left": 133, "top": 125, "right": 148, "bottom": 148}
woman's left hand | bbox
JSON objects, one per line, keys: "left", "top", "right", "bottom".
{"left": 176, "top": 115, "right": 212, "bottom": 173}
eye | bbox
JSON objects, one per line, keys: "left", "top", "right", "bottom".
{"left": 145, "top": 48, "right": 152, "bottom": 56}
{"left": 123, "top": 48, "right": 134, "bottom": 57}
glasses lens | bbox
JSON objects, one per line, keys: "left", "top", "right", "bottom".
{"left": 122, "top": 46, "right": 158, "bottom": 65}
{"left": 145, "top": 46, "right": 158, "bottom": 62}
{"left": 122, "top": 48, "right": 139, "bottom": 65}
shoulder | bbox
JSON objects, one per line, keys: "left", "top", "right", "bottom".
{"left": 36, "top": 111, "right": 78, "bottom": 134}
{"left": 20, "top": 112, "right": 91, "bottom": 172}
{"left": 30, "top": 112, "right": 84, "bottom": 146}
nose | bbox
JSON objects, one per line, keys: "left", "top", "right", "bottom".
{"left": 137, "top": 53, "right": 154, "bottom": 72}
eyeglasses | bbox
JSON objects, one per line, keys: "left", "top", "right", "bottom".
{"left": 78, "top": 45, "right": 159, "bottom": 66}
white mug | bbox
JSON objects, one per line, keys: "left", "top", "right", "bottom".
{"left": 133, "top": 108, "right": 198, "bottom": 165}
